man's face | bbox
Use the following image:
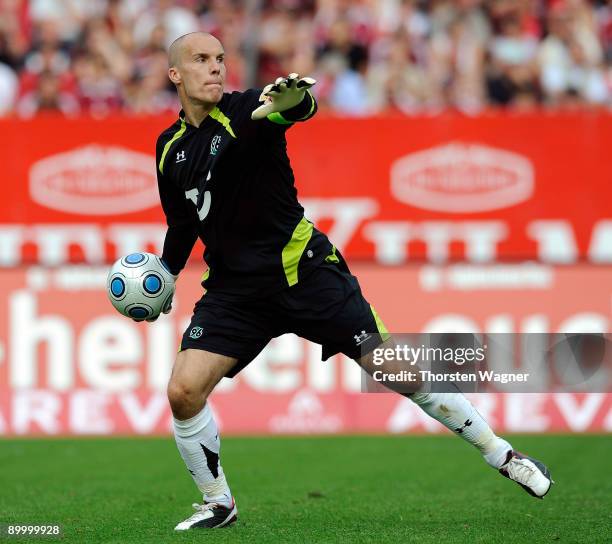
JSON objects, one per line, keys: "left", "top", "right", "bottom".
{"left": 170, "top": 34, "right": 226, "bottom": 106}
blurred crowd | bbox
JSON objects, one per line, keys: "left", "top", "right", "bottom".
{"left": 1, "top": 0, "right": 611, "bottom": 117}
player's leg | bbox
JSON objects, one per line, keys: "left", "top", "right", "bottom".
{"left": 404, "top": 385, "right": 553, "bottom": 498}
{"left": 170, "top": 291, "right": 276, "bottom": 529}
{"left": 358, "top": 337, "right": 553, "bottom": 498}
{"left": 356, "top": 333, "right": 552, "bottom": 497}
{"left": 357, "top": 347, "right": 513, "bottom": 468}
{"left": 168, "top": 348, "right": 238, "bottom": 529}
{"left": 286, "top": 254, "right": 552, "bottom": 498}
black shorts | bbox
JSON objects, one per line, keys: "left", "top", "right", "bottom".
{"left": 180, "top": 254, "right": 389, "bottom": 377}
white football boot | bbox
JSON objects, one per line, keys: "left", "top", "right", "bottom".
{"left": 499, "top": 451, "right": 554, "bottom": 498}
{"left": 174, "top": 498, "right": 237, "bottom": 530}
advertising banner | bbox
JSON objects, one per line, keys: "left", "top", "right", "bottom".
{"left": 1, "top": 114, "right": 611, "bottom": 266}
{"left": 1, "top": 263, "right": 609, "bottom": 436}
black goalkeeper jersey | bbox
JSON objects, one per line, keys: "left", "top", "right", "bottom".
{"left": 156, "top": 88, "right": 333, "bottom": 300}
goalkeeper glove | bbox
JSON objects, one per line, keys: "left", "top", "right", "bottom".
{"left": 132, "top": 267, "right": 177, "bottom": 323}
{"left": 251, "top": 73, "right": 316, "bottom": 120}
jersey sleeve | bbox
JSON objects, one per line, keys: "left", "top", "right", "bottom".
{"left": 156, "top": 138, "right": 198, "bottom": 275}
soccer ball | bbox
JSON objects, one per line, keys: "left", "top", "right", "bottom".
{"left": 107, "top": 252, "right": 175, "bottom": 320}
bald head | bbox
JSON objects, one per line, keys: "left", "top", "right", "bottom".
{"left": 168, "top": 32, "right": 223, "bottom": 69}
{"left": 167, "top": 31, "right": 226, "bottom": 109}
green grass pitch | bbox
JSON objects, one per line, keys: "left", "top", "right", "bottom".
{"left": 1, "top": 435, "right": 611, "bottom": 543}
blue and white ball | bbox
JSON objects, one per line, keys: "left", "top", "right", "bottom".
{"left": 107, "top": 253, "right": 175, "bottom": 320}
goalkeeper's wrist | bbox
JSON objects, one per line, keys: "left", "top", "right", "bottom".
{"left": 276, "top": 90, "right": 314, "bottom": 122}
{"left": 160, "top": 257, "right": 180, "bottom": 280}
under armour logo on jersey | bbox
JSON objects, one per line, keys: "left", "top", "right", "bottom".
{"left": 189, "top": 326, "right": 203, "bottom": 339}
{"left": 354, "top": 331, "right": 371, "bottom": 345}
{"left": 176, "top": 150, "right": 186, "bottom": 163}
{"left": 210, "top": 135, "right": 222, "bottom": 155}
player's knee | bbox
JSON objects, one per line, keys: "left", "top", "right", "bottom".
{"left": 167, "top": 379, "right": 208, "bottom": 418}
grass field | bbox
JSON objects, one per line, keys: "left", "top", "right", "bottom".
{"left": 1, "top": 435, "right": 611, "bottom": 543}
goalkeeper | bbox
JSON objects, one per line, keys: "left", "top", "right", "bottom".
{"left": 155, "top": 32, "right": 553, "bottom": 531}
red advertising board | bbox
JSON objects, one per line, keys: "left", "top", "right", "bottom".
{"left": 0, "top": 263, "right": 609, "bottom": 436}
{"left": 1, "top": 113, "right": 611, "bottom": 265}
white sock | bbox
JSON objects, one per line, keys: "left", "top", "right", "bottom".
{"left": 409, "top": 390, "right": 512, "bottom": 468}
{"left": 173, "top": 403, "right": 233, "bottom": 506}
